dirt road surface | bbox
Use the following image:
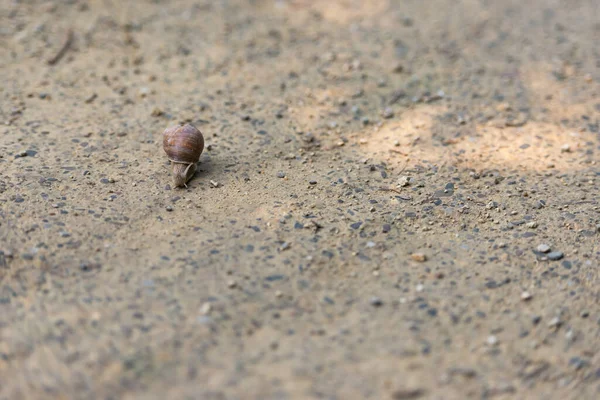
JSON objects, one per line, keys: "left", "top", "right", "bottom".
{"left": 1, "top": 0, "right": 599, "bottom": 399}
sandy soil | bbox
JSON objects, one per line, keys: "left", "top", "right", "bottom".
{"left": 1, "top": 0, "right": 599, "bottom": 399}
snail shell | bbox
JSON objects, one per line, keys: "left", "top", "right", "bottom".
{"left": 162, "top": 124, "right": 204, "bottom": 187}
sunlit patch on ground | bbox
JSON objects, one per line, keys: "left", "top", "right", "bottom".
{"left": 360, "top": 104, "right": 597, "bottom": 173}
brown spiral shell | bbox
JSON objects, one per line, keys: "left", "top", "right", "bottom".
{"left": 162, "top": 124, "right": 204, "bottom": 164}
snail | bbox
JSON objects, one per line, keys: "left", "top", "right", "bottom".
{"left": 162, "top": 124, "right": 204, "bottom": 187}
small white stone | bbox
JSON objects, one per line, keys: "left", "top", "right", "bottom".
{"left": 537, "top": 244, "right": 551, "bottom": 253}
{"left": 548, "top": 317, "right": 562, "bottom": 328}
{"left": 565, "top": 329, "right": 574, "bottom": 340}
{"left": 397, "top": 176, "right": 410, "bottom": 187}
{"left": 486, "top": 335, "right": 499, "bottom": 346}
{"left": 200, "top": 303, "right": 212, "bottom": 315}
{"left": 521, "top": 291, "right": 532, "bottom": 301}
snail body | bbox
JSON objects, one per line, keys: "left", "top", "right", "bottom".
{"left": 163, "top": 124, "right": 204, "bottom": 187}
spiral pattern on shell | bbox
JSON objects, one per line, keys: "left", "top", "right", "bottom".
{"left": 162, "top": 124, "right": 204, "bottom": 164}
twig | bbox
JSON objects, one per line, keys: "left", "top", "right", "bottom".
{"left": 84, "top": 93, "right": 97, "bottom": 104}
{"left": 379, "top": 188, "right": 412, "bottom": 200}
{"left": 398, "top": 158, "right": 410, "bottom": 175}
{"left": 310, "top": 220, "right": 323, "bottom": 232}
{"left": 379, "top": 187, "right": 402, "bottom": 194}
{"left": 47, "top": 29, "right": 74, "bottom": 65}
{"left": 389, "top": 148, "right": 409, "bottom": 156}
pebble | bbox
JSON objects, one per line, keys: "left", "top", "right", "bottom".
{"left": 411, "top": 253, "right": 427, "bottom": 262}
{"left": 569, "top": 357, "right": 589, "bottom": 371}
{"left": 276, "top": 171, "right": 286, "bottom": 178}
{"left": 308, "top": 179, "right": 317, "bottom": 185}
{"left": 486, "top": 335, "right": 499, "bottom": 346}
{"left": 547, "top": 251, "right": 564, "bottom": 261}
{"left": 382, "top": 107, "right": 394, "bottom": 119}
{"left": 525, "top": 221, "right": 538, "bottom": 229}
{"left": 165, "top": 205, "right": 173, "bottom": 212}
{"left": 350, "top": 222, "right": 362, "bottom": 230}
{"left": 520, "top": 291, "right": 532, "bottom": 301}
{"left": 369, "top": 297, "right": 383, "bottom": 307}
{"left": 392, "top": 63, "right": 404, "bottom": 73}
{"left": 391, "top": 388, "right": 424, "bottom": 399}
{"left": 352, "top": 89, "right": 363, "bottom": 98}
{"left": 200, "top": 303, "right": 212, "bottom": 315}
{"left": 536, "top": 244, "right": 551, "bottom": 253}
{"left": 397, "top": 176, "right": 410, "bottom": 187}
{"left": 548, "top": 317, "right": 562, "bottom": 329}
{"left": 151, "top": 107, "right": 164, "bottom": 117}
{"left": 227, "top": 280, "right": 237, "bottom": 289}
{"left": 532, "top": 200, "right": 546, "bottom": 209}
{"left": 486, "top": 201, "right": 498, "bottom": 210}
{"left": 196, "top": 316, "right": 213, "bottom": 325}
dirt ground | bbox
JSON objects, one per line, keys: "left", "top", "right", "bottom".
{"left": 1, "top": 0, "right": 599, "bottom": 399}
